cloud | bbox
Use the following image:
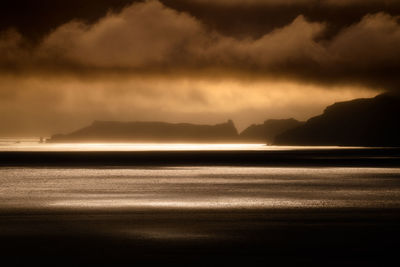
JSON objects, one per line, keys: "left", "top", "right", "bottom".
{"left": 324, "top": 0, "right": 399, "bottom": 6}
{"left": 1, "top": 0, "right": 400, "bottom": 91}
{"left": 40, "top": 1, "right": 206, "bottom": 68}
{"left": 329, "top": 13, "right": 400, "bottom": 66}
{"left": 0, "top": 74, "right": 375, "bottom": 136}
{"left": 190, "top": 0, "right": 313, "bottom": 5}
{"left": 2, "top": 0, "right": 394, "bottom": 136}
{"left": 190, "top": 0, "right": 400, "bottom": 6}
{"left": 206, "top": 15, "right": 325, "bottom": 69}
{"left": 323, "top": 13, "right": 400, "bottom": 88}
{"left": 0, "top": 29, "right": 28, "bottom": 69}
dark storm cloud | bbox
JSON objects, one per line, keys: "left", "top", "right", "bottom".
{"left": 163, "top": 0, "right": 400, "bottom": 39}
{"left": 0, "top": 0, "right": 138, "bottom": 40}
{"left": 2, "top": 0, "right": 400, "bottom": 40}
{"left": 1, "top": 0, "right": 400, "bottom": 91}
{"left": 2, "top": 0, "right": 393, "bottom": 136}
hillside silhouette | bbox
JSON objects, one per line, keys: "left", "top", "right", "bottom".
{"left": 49, "top": 120, "right": 239, "bottom": 143}
{"left": 275, "top": 93, "right": 400, "bottom": 147}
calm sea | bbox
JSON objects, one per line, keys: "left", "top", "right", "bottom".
{"left": 1, "top": 167, "right": 400, "bottom": 211}
{"left": 1, "top": 139, "right": 399, "bottom": 265}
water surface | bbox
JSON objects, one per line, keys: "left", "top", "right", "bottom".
{"left": 0, "top": 138, "right": 365, "bottom": 151}
{"left": 1, "top": 167, "right": 400, "bottom": 211}
{"left": 1, "top": 146, "right": 400, "bottom": 265}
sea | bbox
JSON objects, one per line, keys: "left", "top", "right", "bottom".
{"left": 0, "top": 138, "right": 399, "bottom": 265}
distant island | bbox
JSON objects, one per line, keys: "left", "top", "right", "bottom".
{"left": 48, "top": 93, "right": 400, "bottom": 147}
{"left": 48, "top": 120, "right": 240, "bottom": 143}
{"left": 275, "top": 93, "right": 400, "bottom": 147}
{"left": 48, "top": 118, "right": 305, "bottom": 144}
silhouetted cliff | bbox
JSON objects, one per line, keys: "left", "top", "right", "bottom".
{"left": 49, "top": 120, "right": 239, "bottom": 143}
{"left": 275, "top": 93, "right": 400, "bottom": 147}
{"left": 240, "top": 119, "right": 304, "bottom": 144}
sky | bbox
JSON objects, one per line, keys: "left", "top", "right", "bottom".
{"left": 1, "top": 0, "right": 400, "bottom": 136}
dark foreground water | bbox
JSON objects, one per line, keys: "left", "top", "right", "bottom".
{"left": 1, "top": 164, "right": 400, "bottom": 266}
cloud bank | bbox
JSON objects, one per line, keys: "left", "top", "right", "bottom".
{"left": 1, "top": 0, "right": 400, "bottom": 90}
{"left": 191, "top": 0, "right": 400, "bottom": 6}
{"left": 0, "top": 0, "right": 398, "bottom": 136}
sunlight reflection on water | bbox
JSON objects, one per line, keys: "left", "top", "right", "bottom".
{"left": 1, "top": 167, "right": 399, "bottom": 210}
{"left": 0, "top": 139, "right": 366, "bottom": 151}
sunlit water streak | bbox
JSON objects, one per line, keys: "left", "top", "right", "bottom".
{"left": 1, "top": 167, "right": 400, "bottom": 210}
{"left": 0, "top": 139, "right": 366, "bottom": 151}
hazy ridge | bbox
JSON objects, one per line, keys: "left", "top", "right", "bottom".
{"left": 48, "top": 93, "right": 400, "bottom": 147}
